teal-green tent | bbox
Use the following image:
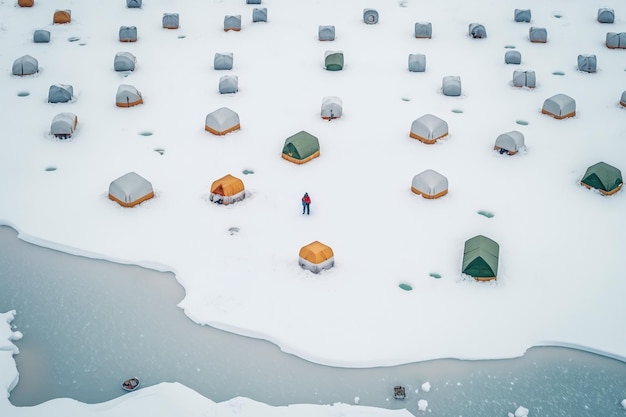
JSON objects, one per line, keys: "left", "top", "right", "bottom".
{"left": 580, "top": 162, "right": 623, "bottom": 195}
{"left": 324, "top": 51, "right": 344, "bottom": 71}
{"left": 462, "top": 235, "right": 499, "bottom": 281}
{"left": 281, "top": 131, "right": 320, "bottom": 164}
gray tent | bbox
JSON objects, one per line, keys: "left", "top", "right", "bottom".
{"left": 48, "top": 84, "right": 74, "bottom": 103}
{"left": 12, "top": 55, "right": 38, "bottom": 76}
{"left": 116, "top": 84, "right": 143, "bottom": 107}
{"left": 219, "top": 75, "right": 238, "bottom": 94}
{"left": 319, "top": 25, "right": 335, "bottom": 41}
{"left": 606, "top": 32, "right": 626, "bottom": 49}
{"left": 542, "top": 94, "right": 576, "bottom": 119}
{"left": 33, "top": 30, "right": 51, "bottom": 43}
{"left": 214, "top": 52, "right": 233, "bottom": 70}
{"left": 363, "top": 8, "right": 379, "bottom": 24}
{"left": 577, "top": 54, "right": 597, "bottom": 73}
{"left": 598, "top": 8, "right": 614, "bottom": 23}
{"left": 321, "top": 96, "right": 342, "bottom": 120}
{"left": 469, "top": 23, "right": 487, "bottom": 38}
{"left": 505, "top": 50, "right": 521, "bottom": 64}
{"left": 119, "top": 26, "right": 138, "bottom": 42}
{"left": 224, "top": 15, "right": 241, "bottom": 31}
{"left": 620, "top": 91, "right": 626, "bottom": 107}
{"left": 408, "top": 54, "right": 426, "bottom": 72}
{"left": 205, "top": 107, "right": 240, "bottom": 135}
{"left": 126, "top": 0, "right": 141, "bottom": 8}
{"left": 324, "top": 51, "right": 344, "bottom": 71}
{"left": 252, "top": 8, "right": 267, "bottom": 23}
{"left": 108, "top": 172, "right": 154, "bottom": 208}
{"left": 512, "top": 70, "right": 536, "bottom": 88}
{"left": 114, "top": 51, "right": 136, "bottom": 72}
{"left": 442, "top": 75, "right": 461, "bottom": 96}
{"left": 162, "top": 13, "right": 179, "bottom": 29}
{"left": 494, "top": 130, "right": 525, "bottom": 154}
{"left": 411, "top": 169, "right": 448, "bottom": 199}
{"left": 529, "top": 26, "right": 547, "bottom": 43}
{"left": 514, "top": 9, "right": 531, "bottom": 22}
{"left": 414, "top": 22, "right": 432, "bottom": 38}
{"left": 410, "top": 114, "right": 448, "bottom": 144}
{"left": 50, "top": 112, "right": 77, "bottom": 139}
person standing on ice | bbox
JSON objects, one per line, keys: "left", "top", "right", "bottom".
{"left": 301, "top": 192, "right": 311, "bottom": 215}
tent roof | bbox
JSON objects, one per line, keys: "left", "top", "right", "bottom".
{"left": 462, "top": 235, "right": 499, "bottom": 278}
{"left": 299, "top": 241, "right": 334, "bottom": 264}
{"left": 205, "top": 107, "right": 240, "bottom": 130}
{"left": 210, "top": 174, "right": 245, "bottom": 196}
{"left": 283, "top": 130, "right": 320, "bottom": 158}
{"left": 582, "top": 162, "right": 623, "bottom": 192}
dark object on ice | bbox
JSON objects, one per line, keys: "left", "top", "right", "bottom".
{"left": 122, "top": 377, "right": 140, "bottom": 392}
{"left": 393, "top": 385, "right": 406, "bottom": 399}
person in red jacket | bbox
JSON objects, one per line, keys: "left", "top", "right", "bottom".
{"left": 301, "top": 192, "right": 311, "bottom": 215}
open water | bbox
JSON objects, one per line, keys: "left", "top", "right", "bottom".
{"left": 1, "top": 225, "right": 625, "bottom": 416}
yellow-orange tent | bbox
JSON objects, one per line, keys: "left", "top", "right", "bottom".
{"left": 209, "top": 174, "right": 245, "bottom": 205}
{"left": 53, "top": 9, "right": 71, "bottom": 24}
{"left": 298, "top": 241, "right": 334, "bottom": 273}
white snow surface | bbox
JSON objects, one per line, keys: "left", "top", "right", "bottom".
{"left": 1, "top": 0, "right": 625, "bottom": 415}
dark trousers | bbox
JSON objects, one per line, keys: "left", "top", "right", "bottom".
{"left": 302, "top": 203, "right": 310, "bottom": 214}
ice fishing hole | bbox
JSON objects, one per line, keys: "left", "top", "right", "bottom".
{"left": 398, "top": 283, "right": 413, "bottom": 291}
{"left": 401, "top": 97, "right": 411, "bottom": 102}
{"left": 45, "top": 167, "right": 57, "bottom": 172}
{"left": 504, "top": 45, "right": 516, "bottom": 49}
{"left": 429, "top": 273, "right": 442, "bottom": 279}
{"left": 228, "top": 227, "right": 240, "bottom": 235}
{"left": 139, "top": 131, "right": 153, "bottom": 136}
{"left": 17, "top": 91, "right": 30, "bottom": 97}
{"left": 242, "top": 169, "right": 254, "bottom": 175}
{"left": 515, "top": 120, "right": 529, "bottom": 126}
{"left": 451, "top": 109, "right": 463, "bottom": 114}
{"left": 477, "top": 210, "right": 494, "bottom": 218}
{"left": 552, "top": 71, "right": 565, "bottom": 76}
{"left": 154, "top": 148, "right": 165, "bottom": 155}
{"left": 67, "top": 36, "right": 80, "bottom": 42}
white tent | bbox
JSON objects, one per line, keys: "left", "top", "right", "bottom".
{"left": 494, "top": 131, "right": 525, "bottom": 155}
{"left": 48, "top": 84, "right": 74, "bottom": 103}
{"left": 606, "top": 32, "right": 626, "bottom": 49}
{"left": 542, "top": 94, "right": 576, "bottom": 119}
{"left": 442, "top": 75, "right": 461, "bottom": 96}
{"left": 224, "top": 15, "right": 241, "bottom": 32}
{"left": 620, "top": 91, "right": 626, "bottom": 107}
{"left": 116, "top": 84, "right": 143, "bottom": 107}
{"left": 408, "top": 54, "right": 426, "bottom": 72}
{"left": 50, "top": 112, "right": 77, "bottom": 139}
{"left": 219, "top": 75, "right": 238, "bottom": 94}
{"left": 363, "top": 9, "right": 379, "bottom": 24}
{"left": 505, "top": 50, "right": 521, "bottom": 64}
{"left": 12, "top": 55, "right": 38, "bottom": 76}
{"left": 320, "top": 96, "right": 342, "bottom": 120}
{"left": 512, "top": 70, "right": 536, "bottom": 88}
{"left": 205, "top": 107, "right": 240, "bottom": 135}
{"left": 119, "top": 26, "right": 138, "bottom": 42}
{"left": 108, "top": 172, "right": 154, "bottom": 208}
{"left": 162, "top": 13, "right": 179, "bottom": 29}
{"left": 597, "top": 8, "right": 614, "bottom": 23}
{"left": 318, "top": 25, "right": 335, "bottom": 41}
{"left": 414, "top": 22, "right": 432, "bottom": 38}
{"left": 577, "top": 54, "right": 597, "bottom": 73}
{"left": 410, "top": 114, "right": 448, "bottom": 144}
{"left": 529, "top": 26, "right": 547, "bottom": 43}
{"left": 514, "top": 9, "right": 531, "bottom": 22}
{"left": 33, "top": 29, "right": 50, "bottom": 43}
{"left": 114, "top": 52, "right": 137, "bottom": 72}
{"left": 214, "top": 52, "right": 234, "bottom": 70}
{"left": 468, "top": 23, "right": 486, "bottom": 38}
{"left": 252, "top": 8, "right": 267, "bottom": 23}
{"left": 411, "top": 169, "right": 448, "bottom": 199}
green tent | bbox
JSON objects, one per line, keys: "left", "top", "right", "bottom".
{"left": 282, "top": 131, "right": 320, "bottom": 164}
{"left": 462, "top": 235, "right": 499, "bottom": 281}
{"left": 581, "top": 162, "right": 623, "bottom": 195}
{"left": 324, "top": 51, "right": 344, "bottom": 71}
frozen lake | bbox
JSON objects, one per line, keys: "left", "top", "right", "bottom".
{"left": 1, "top": 225, "right": 625, "bottom": 417}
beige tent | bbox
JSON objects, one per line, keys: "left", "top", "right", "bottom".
{"left": 299, "top": 241, "right": 334, "bottom": 273}
{"left": 108, "top": 172, "right": 154, "bottom": 207}
{"left": 410, "top": 114, "right": 448, "bottom": 144}
{"left": 50, "top": 112, "right": 77, "bottom": 139}
{"left": 209, "top": 174, "right": 246, "bottom": 205}
{"left": 411, "top": 169, "right": 448, "bottom": 199}
{"left": 205, "top": 107, "right": 240, "bottom": 135}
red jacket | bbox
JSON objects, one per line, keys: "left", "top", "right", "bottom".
{"left": 302, "top": 195, "right": 311, "bottom": 204}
